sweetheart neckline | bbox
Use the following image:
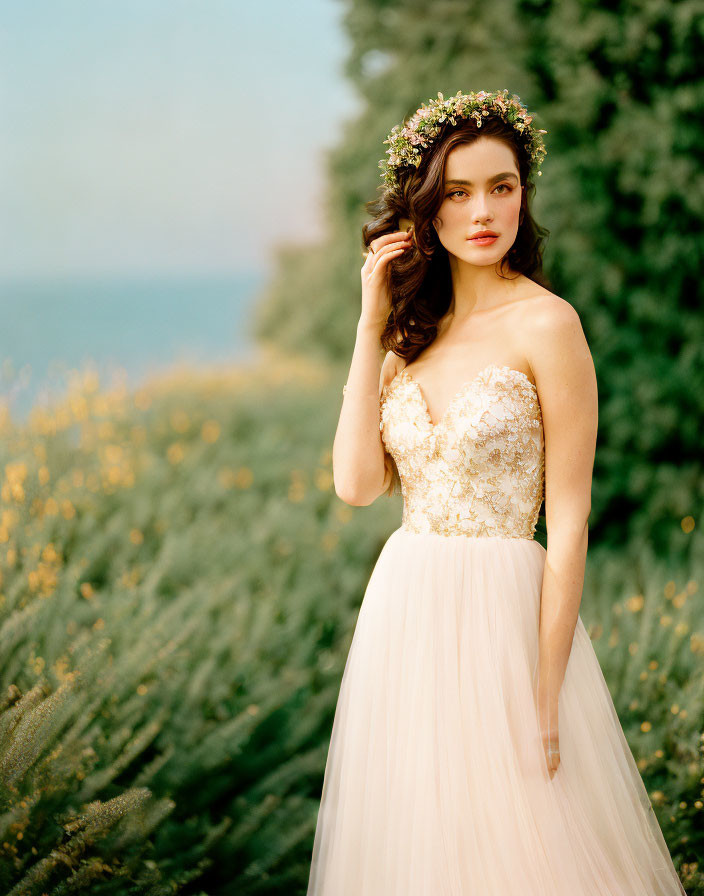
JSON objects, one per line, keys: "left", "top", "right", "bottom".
{"left": 387, "top": 363, "right": 538, "bottom": 430}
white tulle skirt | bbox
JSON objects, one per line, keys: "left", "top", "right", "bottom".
{"left": 306, "top": 527, "right": 686, "bottom": 896}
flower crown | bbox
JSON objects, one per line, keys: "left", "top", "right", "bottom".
{"left": 379, "top": 89, "right": 548, "bottom": 190}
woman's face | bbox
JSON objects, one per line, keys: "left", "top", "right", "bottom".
{"left": 432, "top": 137, "right": 523, "bottom": 266}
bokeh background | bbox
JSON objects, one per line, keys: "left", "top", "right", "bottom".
{"left": 1, "top": 1, "right": 703, "bottom": 893}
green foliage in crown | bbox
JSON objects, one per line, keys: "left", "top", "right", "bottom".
{"left": 379, "top": 89, "right": 548, "bottom": 189}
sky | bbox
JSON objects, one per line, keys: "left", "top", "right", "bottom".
{"left": 0, "top": 0, "right": 361, "bottom": 279}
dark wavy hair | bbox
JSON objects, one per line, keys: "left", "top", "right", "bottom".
{"left": 362, "top": 113, "right": 551, "bottom": 364}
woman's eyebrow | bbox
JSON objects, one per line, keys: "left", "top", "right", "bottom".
{"left": 445, "top": 172, "right": 519, "bottom": 186}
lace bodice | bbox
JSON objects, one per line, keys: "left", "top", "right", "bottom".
{"left": 380, "top": 364, "right": 544, "bottom": 539}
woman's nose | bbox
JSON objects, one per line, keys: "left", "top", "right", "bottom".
{"left": 472, "top": 197, "right": 492, "bottom": 220}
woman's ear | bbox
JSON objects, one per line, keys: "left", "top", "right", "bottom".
{"left": 399, "top": 216, "right": 413, "bottom": 234}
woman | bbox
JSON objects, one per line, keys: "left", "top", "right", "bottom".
{"left": 307, "top": 89, "right": 686, "bottom": 895}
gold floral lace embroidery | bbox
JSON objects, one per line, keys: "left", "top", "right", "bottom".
{"left": 379, "top": 365, "right": 544, "bottom": 538}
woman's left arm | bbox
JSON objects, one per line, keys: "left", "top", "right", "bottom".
{"left": 527, "top": 297, "right": 599, "bottom": 778}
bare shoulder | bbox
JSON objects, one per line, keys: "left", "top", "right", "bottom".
{"left": 379, "top": 349, "right": 404, "bottom": 393}
{"left": 515, "top": 290, "right": 597, "bottom": 525}
{"left": 514, "top": 291, "right": 594, "bottom": 388}
{"left": 514, "top": 287, "right": 582, "bottom": 331}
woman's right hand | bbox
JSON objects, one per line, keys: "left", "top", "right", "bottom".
{"left": 360, "top": 228, "right": 413, "bottom": 331}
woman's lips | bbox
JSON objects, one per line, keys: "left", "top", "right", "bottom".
{"left": 469, "top": 235, "right": 498, "bottom": 245}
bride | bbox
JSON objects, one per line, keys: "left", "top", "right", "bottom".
{"left": 307, "top": 89, "right": 687, "bottom": 896}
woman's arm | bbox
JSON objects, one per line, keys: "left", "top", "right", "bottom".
{"left": 332, "top": 323, "right": 397, "bottom": 506}
{"left": 527, "top": 297, "right": 599, "bottom": 776}
{"left": 334, "top": 229, "right": 412, "bottom": 505}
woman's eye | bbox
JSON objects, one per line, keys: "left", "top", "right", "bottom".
{"left": 447, "top": 184, "right": 512, "bottom": 199}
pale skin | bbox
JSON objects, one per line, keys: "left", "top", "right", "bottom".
{"left": 333, "top": 136, "right": 598, "bottom": 781}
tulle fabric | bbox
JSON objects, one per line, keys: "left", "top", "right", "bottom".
{"left": 307, "top": 528, "right": 686, "bottom": 896}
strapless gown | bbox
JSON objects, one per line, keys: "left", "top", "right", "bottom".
{"left": 306, "top": 364, "right": 686, "bottom": 896}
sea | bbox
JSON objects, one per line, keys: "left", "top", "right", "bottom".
{"left": 0, "top": 271, "right": 265, "bottom": 423}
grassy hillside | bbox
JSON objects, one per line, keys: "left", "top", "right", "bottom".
{"left": 0, "top": 351, "right": 701, "bottom": 893}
